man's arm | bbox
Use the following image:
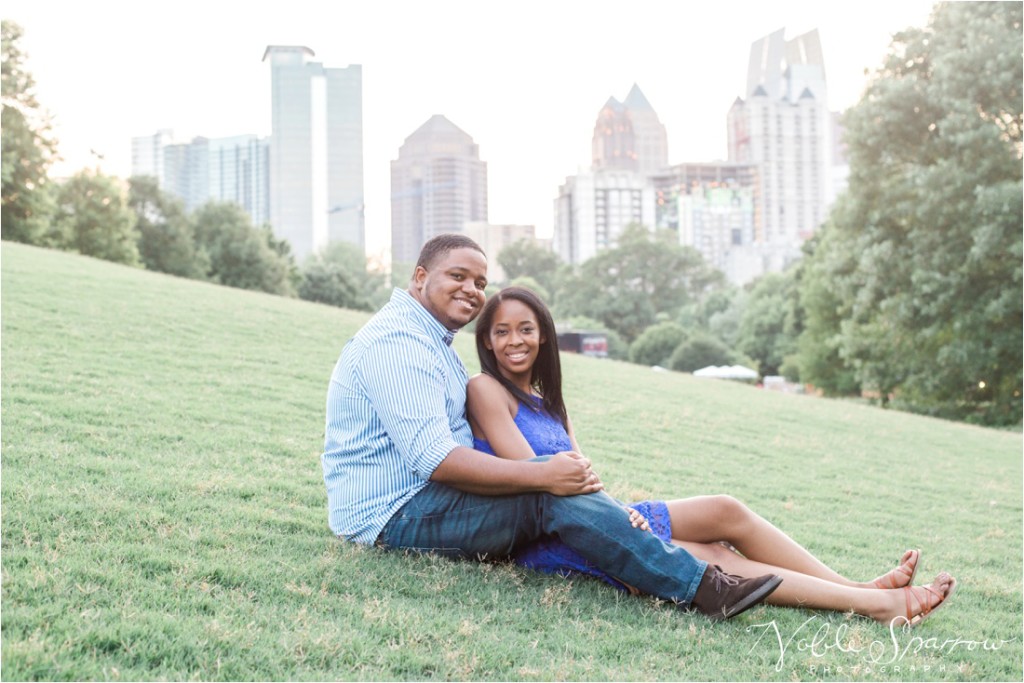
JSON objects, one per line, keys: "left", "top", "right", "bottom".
{"left": 431, "top": 446, "right": 603, "bottom": 496}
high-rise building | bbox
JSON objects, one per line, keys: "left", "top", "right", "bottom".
{"left": 263, "top": 46, "right": 364, "bottom": 260}
{"left": 592, "top": 84, "right": 668, "bottom": 175}
{"left": 649, "top": 162, "right": 762, "bottom": 284}
{"left": 726, "top": 29, "right": 831, "bottom": 266}
{"left": 131, "top": 131, "right": 270, "bottom": 226}
{"left": 556, "top": 85, "right": 667, "bottom": 266}
{"left": 553, "top": 168, "right": 656, "bottom": 266}
{"left": 390, "top": 115, "right": 488, "bottom": 265}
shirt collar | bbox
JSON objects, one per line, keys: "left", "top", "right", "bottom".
{"left": 390, "top": 288, "right": 458, "bottom": 347}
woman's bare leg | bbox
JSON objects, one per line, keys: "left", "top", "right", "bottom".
{"left": 677, "top": 540, "right": 952, "bottom": 623}
{"left": 666, "top": 495, "right": 889, "bottom": 588}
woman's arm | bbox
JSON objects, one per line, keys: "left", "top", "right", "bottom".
{"left": 466, "top": 374, "right": 538, "bottom": 461}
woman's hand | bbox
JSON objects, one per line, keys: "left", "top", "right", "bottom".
{"left": 625, "top": 507, "right": 651, "bottom": 532}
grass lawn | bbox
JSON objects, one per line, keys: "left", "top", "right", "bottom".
{"left": 2, "top": 241, "right": 1021, "bottom": 681}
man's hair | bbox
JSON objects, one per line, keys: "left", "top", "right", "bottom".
{"left": 475, "top": 286, "right": 568, "bottom": 429}
{"left": 414, "top": 233, "right": 486, "bottom": 272}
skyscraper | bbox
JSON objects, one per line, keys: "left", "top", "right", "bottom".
{"left": 555, "top": 84, "right": 666, "bottom": 265}
{"left": 263, "top": 46, "right": 364, "bottom": 260}
{"left": 592, "top": 84, "right": 668, "bottom": 175}
{"left": 390, "top": 115, "right": 488, "bottom": 265}
{"left": 131, "top": 131, "right": 270, "bottom": 226}
{"left": 726, "top": 29, "right": 831, "bottom": 266}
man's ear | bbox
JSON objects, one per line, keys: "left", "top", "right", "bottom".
{"left": 412, "top": 265, "right": 428, "bottom": 290}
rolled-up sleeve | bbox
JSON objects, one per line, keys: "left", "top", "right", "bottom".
{"left": 357, "top": 333, "right": 461, "bottom": 479}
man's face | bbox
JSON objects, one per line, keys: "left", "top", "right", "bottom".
{"left": 411, "top": 247, "right": 488, "bottom": 330}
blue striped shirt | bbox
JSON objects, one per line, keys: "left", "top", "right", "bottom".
{"left": 322, "top": 288, "right": 474, "bottom": 543}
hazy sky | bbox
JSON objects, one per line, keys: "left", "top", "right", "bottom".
{"left": 6, "top": 0, "right": 937, "bottom": 258}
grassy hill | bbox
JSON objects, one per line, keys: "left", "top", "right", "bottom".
{"left": 2, "top": 241, "right": 1021, "bottom": 681}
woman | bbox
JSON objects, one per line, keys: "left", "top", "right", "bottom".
{"left": 466, "top": 287, "right": 957, "bottom": 625}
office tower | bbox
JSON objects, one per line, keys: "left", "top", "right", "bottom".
{"left": 390, "top": 115, "right": 488, "bottom": 265}
{"left": 553, "top": 168, "right": 656, "bottom": 266}
{"left": 131, "top": 129, "right": 174, "bottom": 180}
{"left": 726, "top": 29, "right": 831, "bottom": 265}
{"left": 263, "top": 46, "right": 364, "bottom": 260}
{"left": 649, "top": 162, "right": 762, "bottom": 284}
{"left": 131, "top": 131, "right": 270, "bottom": 226}
{"left": 592, "top": 84, "right": 668, "bottom": 175}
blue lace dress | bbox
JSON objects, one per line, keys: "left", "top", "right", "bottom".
{"left": 473, "top": 396, "right": 672, "bottom": 592}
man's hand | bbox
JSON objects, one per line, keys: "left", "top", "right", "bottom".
{"left": 544, "top": 451, "right": 603, "bottom": 496}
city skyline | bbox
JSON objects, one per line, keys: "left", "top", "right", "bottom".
{"left": 5, "top": 0, "right": 937, "bottom": 261}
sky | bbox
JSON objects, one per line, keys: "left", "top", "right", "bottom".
{"left": 5, "top": 0, "right": 938, "bottom": 260}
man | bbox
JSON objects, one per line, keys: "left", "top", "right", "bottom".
{"left": 322, "top": 234, "right": 781, "bottom": 620}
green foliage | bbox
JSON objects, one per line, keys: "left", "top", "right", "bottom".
{"left": 797, "top": 2, "right": 1023, "bottom": 424}
{"left": 507, "top": 275, "right": 550, "bottom": 301}
{"left": 495, "top": 238, "right": 560, "bottom": 293}
{"left": 555, "top": 225, "right": 726, "bottom": 342}
{"left": 629, "top": 321, "right": 687, "bottom": 367}
{"left": 735, "top": 271, "right": 800, "bottom": 377}
{"left": 2, "top": 243, "right": 1022, "bottom": 681}
{"left": 1, "top": 20, "right": 58, "bottom": 244}
{"left": 51, "top": 169, "right": 140, "bottom": 266}
{"left": 192, "top": 202, "right": 296, "bottom": 297}
{"left": 127, "top": 176, "right": 207, "bottom": 279}
{"left": 303, "top": 241, "right": 390, "bottom": 311}
{"left": 668, "top": 332, "right": 736, "bottom": 373}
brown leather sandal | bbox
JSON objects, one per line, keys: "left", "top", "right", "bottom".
{"left": 873, "top": 549, "right": 920, "bottom": 589}
{"left": 902, "top": 574, "right": 957, "bottom": 627}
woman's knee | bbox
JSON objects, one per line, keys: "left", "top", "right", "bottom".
{"left": 709, "top": 494, "right": 753, "bottom": 531}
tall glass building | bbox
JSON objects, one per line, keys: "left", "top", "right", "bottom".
{"left": 263, "top": 46, "right": 364, "bottom": 260}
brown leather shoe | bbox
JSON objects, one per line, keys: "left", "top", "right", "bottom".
{"left": 691, "top": 564, "right": 782, "bottom": 621}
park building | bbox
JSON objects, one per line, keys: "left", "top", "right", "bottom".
{"left": 130, "top": 131, "right": 270, "bottom": 227}
{"left": 390, "top": 115, "right": 489, "bottom": 265}
{"left": 263, "top": 46, "right": 364, "bottom": 260}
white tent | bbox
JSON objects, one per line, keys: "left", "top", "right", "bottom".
{"left": 692, "top": 365, "right": 759, "bottom": 380}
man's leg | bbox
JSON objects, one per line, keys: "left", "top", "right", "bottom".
{"left": 377, "top": 480, "right": 707, "bottom": 604}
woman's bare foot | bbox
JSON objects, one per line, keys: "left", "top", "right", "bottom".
{"left": 870, "top": 572, "right": 956, "bottom": 625}
{"left": 868, "top": 549, "right": 920, "bottom": 589}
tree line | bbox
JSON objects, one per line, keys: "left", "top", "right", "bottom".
{"left": 3, "top": 4, "right": 1020, "bottom": 427}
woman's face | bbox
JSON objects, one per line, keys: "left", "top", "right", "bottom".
{"left": 485, "top": 298, "right": 545, "bottom": 384}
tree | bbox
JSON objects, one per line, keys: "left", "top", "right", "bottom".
{"left": 299, "top": 241, "right": 386, "bottom": 311}
{"left": 507, "top": 275, "right": 550, "bottom": 302}
{"left": 668, "top": 333, "right": 736, "bottom": 373}
{"left": 192, "top": 202, "right": 296, "bottom": 296}
{"left": 735, "top": 271, "right": 800, "bottom": 377}
{"left": 127, "top": 176, "right": 206, "bottom": 278}
{"left": 555, "top": 225, "right": 726, "bottom": 342}
{"left": 51, "top": 170, "right": 140, "bottom": 266}
{"left": 798, "top": 2, "right": 1022, "bottom": 424}
{"left": 1, "top": 21, "right": 58, "bottom": 244}
{"left": 496, "top": 239, "right": 561, "bottom": 293}
{"left": 629, "top": 321, "right": 687, "bottom": 367}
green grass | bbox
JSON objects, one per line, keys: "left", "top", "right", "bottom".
{"left": 2, "top": 241, "right": 1021, "bottom": 681}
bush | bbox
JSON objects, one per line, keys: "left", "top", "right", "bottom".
{"left": 629, "top": 322, "right": 687, "bottom": 367}
{"left": 669, "top": 333, "right": 735, "bottom": 373}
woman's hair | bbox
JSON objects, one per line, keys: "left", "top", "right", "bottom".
{"left": 475, "top": 286, "right": 568, "bottom": 428}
